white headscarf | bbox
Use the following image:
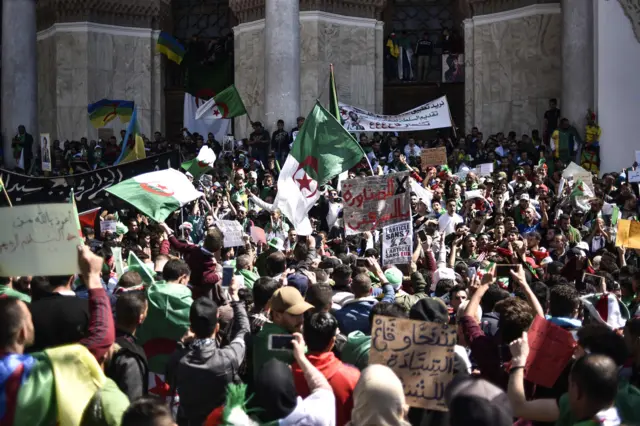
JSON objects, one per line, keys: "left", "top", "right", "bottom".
{"left": 347, "top": 365, "right": 410, "bottom": 426}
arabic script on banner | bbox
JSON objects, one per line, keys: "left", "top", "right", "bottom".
{"left": 0, "top": 204, "right": 80, "bottom": 276}
{"left": 383, "top": 221, "right": 413, "bottom": 265}
{"left": 216, "top": 220, "right": 244, "bottom": 247}
{"left": 420, "top": 147, "right": 448, "bottom": 168}
{"left": 342, "top": 172, "right": 411, "bottom": 235}
{"left": 369, "top": 315, "right": 456, "bottom": 411}
{"left": 339, "top": 96, "right": 452, "bottom": 132}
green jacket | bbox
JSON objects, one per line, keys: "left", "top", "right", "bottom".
{"left": 252, "top": 322, "right": 293, "bottom": 381}
{"left": 0, "top": 285, "right": 31, "bottom": 303}
{"left": 555, "top": 381, "right": 640, "bottom": 426}
{"left": 395, "top": 272, "right": 428, "bottom": 312}
{"left": 237, "top": 268, "right": 259, "bottom": 290}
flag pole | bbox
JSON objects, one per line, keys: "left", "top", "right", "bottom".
{"left": 0, "top": 177, "right": 12, "bottom": 207}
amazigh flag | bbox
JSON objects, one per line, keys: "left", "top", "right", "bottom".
{"left": 329, "top": 64, "right": 340, "bottom": 121}
{"left": 274, "top": 102, "right": 365, "bottom": 235}
{"left": 87, "top": 99, "right": 134, "bottom": 128}
{"left": 115, "top": 107, "right": 146, "bottom": 165}
{"left": 156, "top": 31, "right": 185, "bottom": 65}
{"left": 105, "top": 168, "right": 203, "bottom": 222}
{"left": 195, "top": 84, "right": 247, "bottom": 120}
{"left": 136, "top": 282, "right": 193, "bottom": 396}
{"left": 0, "top": 344, "right": 128, "bottom": 426}
{"left": 181, "top": 145, "right": 217, "bottom": 179}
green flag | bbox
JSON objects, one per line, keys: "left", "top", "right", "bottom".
{"left": 127, "top": 250, "right": 155, "bottom": 285}
{"left": 194, "top": 84, "right": 247, "bottom": 120}
{"left": 329, "top": 64, "right": 340, "bottom": 121}
{"left": 181, "top": 145, "right": 217, "bottom": 179}
{"left": 274, "top": 102, "right": 365, "bottom": 234}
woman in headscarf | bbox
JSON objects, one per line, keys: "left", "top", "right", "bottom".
{"left": 253, "top": 333, "right": 335, "bottom": 426}
{"left": 347, "top": 364, "right": 410, "bottom": 426}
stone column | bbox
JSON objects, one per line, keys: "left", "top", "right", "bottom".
{"left": 561, "top": 0, "right": 594, "bottom": 136}
{"left": 264, "top": 0, "right": 300, "bottom": 130}
{"left": 2, "top": 0, "right": 38, "bottom": 169}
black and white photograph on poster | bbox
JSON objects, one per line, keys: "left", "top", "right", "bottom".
{"left": 442, "top": 53, "right": 464, "bottom": 83}
{"left": 223, "top": 136, "right": 234, "bottom": 152}
{"left": 41, "top": 133, "right": 52, "bottom": 172}
{"left": 382, "top": 220, "right": 413, "bottom": 265}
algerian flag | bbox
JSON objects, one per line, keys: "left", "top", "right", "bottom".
{"left": 183, "top": 93, "right": 230, "bottom": 141}
{"left": 127, "top": 250, "right": 155, "bottom": 285}
{"left": 570, "top": 179, "right": 595, "bottom": 212}
{"left": 195, "top": 84, "right": 247, "bottom": 120}
{"left": 106, "top": 168, "right": 202, "bottom": 222}
{"left": 274, "top": 101, "right": 366, "bottom": 235}
{"left": 181, "top": 145, "right": 216, "bottom": 179}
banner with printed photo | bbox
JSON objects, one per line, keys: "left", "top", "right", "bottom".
{"left": 342, "top": 172, "right": 411, "bottom": 235}
{"left": 382, "top": 220, "right": 413, "bottom": 265}
{"left": 41, "top": 133, "right": 52, "bottom": 172}
{"left": 442, "top": 53, "right": 464, "bottom": 83}
{"left": 339, "top": 96, "right": 452, "bottom": 132}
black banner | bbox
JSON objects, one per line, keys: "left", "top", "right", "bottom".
{"left": 0, "top": 151, "right": 181, "bottom": 211}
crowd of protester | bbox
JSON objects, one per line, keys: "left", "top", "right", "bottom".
{"left": 5, "top": 103, "right": 640, "bottom": 426}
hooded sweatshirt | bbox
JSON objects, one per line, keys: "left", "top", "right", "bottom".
{"left": 292, "top": 351, "right": 360, "bottom": 426}
{"left": 340, "top": 331, "right": 371, "bottom": 371}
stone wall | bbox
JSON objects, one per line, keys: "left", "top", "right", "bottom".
{"left": 233, "top": 11, "right": 383, "bottom": 138}
{"left": 37, "top": 23, "right": 164, "bottom": 141}
{"left": 464, "top": 4, "right": 561, "bottom": 136}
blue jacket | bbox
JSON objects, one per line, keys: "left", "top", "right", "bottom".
{"left": 335, "top": 284, "right": 395, "bottom": 335}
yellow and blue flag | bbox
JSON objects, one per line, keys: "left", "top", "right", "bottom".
{"left": 87, "top": 99, "right": 134, "bottom": 128}
{"left": 114, "top": 108, "right": 146, "bottom": 165}
{"left": 156, "top": 31, "right": 185, "bottom": 65}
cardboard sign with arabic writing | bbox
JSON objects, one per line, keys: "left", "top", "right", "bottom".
{"left": 342, "top": 172, "right": 411, "bottom": 235}
{"left": 369, "top": 315, "right": 456, "bottom": 411}
{"left": 615, "top": 219, "right": 640, "bottom": 249}
{"left": 524, "top": 316, "right": 576, "bottom": 388}
{"left": 216, "top": 220, "right": 244, "bottom": 247}
{"left": 0, "top": 204, "right": 81, "bottom": 276}
{"left": 420, "top": 147, "right": 448, "bottom": 168}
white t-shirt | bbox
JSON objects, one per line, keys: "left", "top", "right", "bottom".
{"left": 279, "top": 389, "right": 336, "bottom": 426}
{"left": 438, "top": 212, "right": 464, "bottom": 236}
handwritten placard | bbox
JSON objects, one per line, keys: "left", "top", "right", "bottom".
{"left": 382, "top": 221, "right": 413, "bottom": 265}
{"left": 216, "top": 220, "right": 244, "bottom": 247}
{"left": 524, "top": 316, "right": 576, "bottom": 388}
{"left": 478, "top": 163, "right": 494, "bottom": 175}
{"left": 615, "top": 219, "right": 640, "bottom": 249}
{"left": 250, "top": 226, "right": 267, "bottom": 245}
{"left": 342, "top": 172, "right": 411, "bottom": 235}
{"left": 0, "top": 204, "right": 81, "bottom": 276}
{"left": 370, "top": 315, "right": 456, "bottom": 411}
{"left": 628, "top": 170, "right": 640, "bottom": 183}
{"left": 100, "top": 220, "right": 117, "bottom": 233}
{"left": 421, "top": 147, "right": 448, "bottom": 168}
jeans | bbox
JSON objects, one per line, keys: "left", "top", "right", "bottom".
{"left": 417, "top": 55, "right": 430, "bottom": 81}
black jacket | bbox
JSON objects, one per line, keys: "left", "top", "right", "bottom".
{"left": 106, "top": 330, "right": 149, "bottom": 400}
{"left": 167, "top": 302, "right": 250, "bottom": 426}
{"left": 28, "top": 292, "right": 89, "bottom": 352}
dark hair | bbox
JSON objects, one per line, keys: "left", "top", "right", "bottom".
{"left": 515, "top": 281, "right": 549, "bottom": 313}
{"left": 118, "top": 271, "right": 143, "bottom": 289}
{"left": 449, "top": 285, "right": 467, "bottom": 300}
{"left": 434, "top": 279, "right": 455, "bottom": 298}
{"left": 303, "top": 312, "right": 338, "bottom": 353}
{"left": 570, "top": 354, "right": 618, "bottom": 407}
{"left": 266, "top": 251, "right": 287, "bottom": 276}
{"left": 293, "top": 242, "right": 309, "bottom": 262}
{"left": 549, "top": 285, "right": 580, "bottom": 317}
{"left": 351, "top": 274, "right": 372, "bottom": 297}
{"left": 121, "top": 396, "right": 174, "bottom": 426}
{"left": 332, "top": 264, "right": 352, "bottom": 288}
{"left": 163, "top": 259, "right": 191, "bottom": 282}
{"left": 0, "top": 298, "right": 24, "bottom": 350}
{"left": 189, "top": 298, "right": 219, "bottom": 338}
{"left": 116, "top": 291, "right": 148, "bottom": 329}
{"left": 44, "top": 275, "right": 72, "bottom": 289}
{"left": 369, "top": 302, "right": 408, "bottom": 328}
{"left": 203, "top": 227, "right": 224, "bottom": 253}
{"left": 494, "top": 297, "right": 534, "bottom": 344}
{"left": 253, "top": 277, "right": 281, "bottom": 310}
{"left": 305, "top": 283, "right": 333, "bottom": 312}
{"left": 577, "top": 325, "right": 628, "bottom": 366}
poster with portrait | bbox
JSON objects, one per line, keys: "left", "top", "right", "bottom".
{"left": 442, "top": 53, "right": 464, "bottom": 83}
{"left": 223, "top": 135, "right": 234, "bottom": 152}
{"left": 40, "top": 133, "right": 52, "bottom": 172}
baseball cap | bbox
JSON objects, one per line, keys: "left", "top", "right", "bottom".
{"left": 270, "top": 287, "right": 314, "bottom": 315}
{"left": 519, "top": 193, "right": 530, "bottom": 201}
{"left": 286, "top": 273, "right": 310, "bottom": 296}
{"left": 268, "top": 237, "right": 284, "bottom": 251}
{"left": 248, "top": 171, "right": 258, "bottom": 179}
{"left": 384, "top": 267, "right": 403, "bottom": 289}
{"left": 445, "top": 375, "right": 513, "bottom": 426}
{"left": 575, "top": 241, "right": 589, "bottom": 252}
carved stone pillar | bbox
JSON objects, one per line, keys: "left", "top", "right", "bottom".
{"left": 35, "top": 0, "right": 171, "bottom": 142}
{"left": 2, "top": 0, "right": 38, "bottom": 169}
